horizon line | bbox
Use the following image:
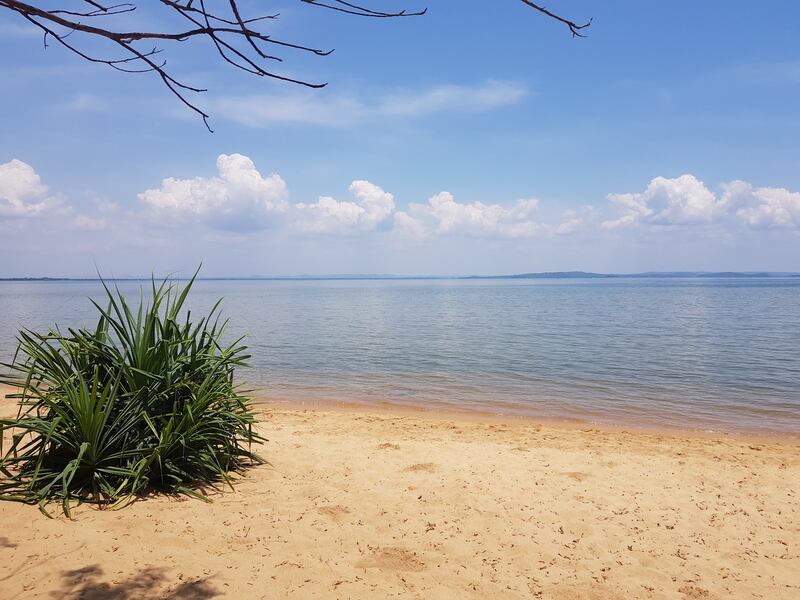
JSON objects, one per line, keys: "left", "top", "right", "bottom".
{"left": 2, "top": 270, "right": 800, "bottom": 282}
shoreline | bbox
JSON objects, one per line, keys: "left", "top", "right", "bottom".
{"left": 255, "top": 395, "right": 800, "bottom": 444}
{"left": 3, "top": 383, "right": 799, "bottom": 443}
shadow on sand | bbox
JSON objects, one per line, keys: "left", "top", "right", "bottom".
{"left": 52, "top": 564, "right": 218, "bottom": 599}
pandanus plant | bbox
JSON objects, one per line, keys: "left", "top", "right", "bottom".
{"left": 0, "top": 270, "right": 264, "bottom": 517}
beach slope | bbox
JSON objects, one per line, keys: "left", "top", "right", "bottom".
{"left": 1, "top": 398, "right": 798, "bottom": 599}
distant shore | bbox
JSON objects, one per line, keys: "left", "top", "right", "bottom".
{"left": 2, "top": 270, "right": 799, "bottom": 281}
{"left": 1, "top": 385, "right": 799, "bottom": 598}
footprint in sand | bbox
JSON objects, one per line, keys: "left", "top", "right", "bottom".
{"left": 402, "top": 462, "right": 436, "bottom": 473}
{"left": 357, "top": 547, "right": 426, "bottom": 572}
{"left": 678, "top": 585, "right": 714, "bottom": 599}
{"left": 317, "top": 505, "right": 351, "bottom": 519}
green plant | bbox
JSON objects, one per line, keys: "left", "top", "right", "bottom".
{"left": 0, "top": 271, "right": 264, "bottom": 517}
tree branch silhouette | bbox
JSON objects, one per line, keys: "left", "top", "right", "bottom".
{"left": 1, "top": 0, "right": 591, "bottom": 130}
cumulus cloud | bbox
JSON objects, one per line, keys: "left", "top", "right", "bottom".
{"left": 0, "top": 159, "right": 62, "bottom": 218}
{"left": 134, "top": 155, "right": 584, "bottom": 239}
{"left": 212, "top": 80, "right": 528, "bottom": 127}
{"left": 138, "top": 153, "right": 288, "bottom": 230}
{"left": 721, "top": 180, "right": 800, "bottom": 229}
{"left": 131, "top": 159, "right": 800, "bottom": 236}
{"left": 602, "top": 174, "right": 722, "bottom": 229}
{"left": 603, "top": 174, "right": 800, "bottom": 231}
{"left": 394, "top": 192, "right": 577, "bottom": 239}
{"left": 12, "top": 152, "right": 797, "bottom": 256}
{"left": 294, "top": 180, "right": 395, "bottom": 234}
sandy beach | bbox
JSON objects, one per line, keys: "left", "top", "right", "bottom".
{"left": 1, "top": 387, "right": 799, "bottom": 599}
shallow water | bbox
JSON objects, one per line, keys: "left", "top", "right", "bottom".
{"left": 1, "top": 278, "right": 799, "bottom": 433}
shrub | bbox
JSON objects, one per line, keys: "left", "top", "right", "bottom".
{"left": 0, "top": 272, "right": 264, "bottom": 516}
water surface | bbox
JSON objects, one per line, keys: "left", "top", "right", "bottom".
{"left": 1, "top": 278, "right": 798, "bottom": 434}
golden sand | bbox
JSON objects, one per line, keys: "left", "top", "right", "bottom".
{"left": 1, "top": 386, "right": 798, "bottom": 599}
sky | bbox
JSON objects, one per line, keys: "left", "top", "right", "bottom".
{"left": 1, "top": 0, "right": 799, "bottom": 277}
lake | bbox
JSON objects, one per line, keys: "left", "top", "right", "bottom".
{"left": 1, "top": 278, "right": 799, "bottom": 434}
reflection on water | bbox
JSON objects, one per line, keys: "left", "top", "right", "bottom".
{"left": 1, "top": 278, "right": 799, "bottom": 433}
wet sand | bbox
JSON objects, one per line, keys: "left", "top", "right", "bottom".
{"left": 1, "top": 387, "right": 799, "bottom": 599}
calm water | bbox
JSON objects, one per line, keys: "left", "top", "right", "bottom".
{"left": 1, "top": 278, "right": 799, "bottom": 434}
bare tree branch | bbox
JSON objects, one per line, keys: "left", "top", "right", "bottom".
{"left": 518, "top": 0, "right": 592, "bottom": 37}
{"left": 0, "top": 1, "right": 591, "bottom": 130}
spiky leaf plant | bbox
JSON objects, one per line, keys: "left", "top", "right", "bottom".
{"left": 0, "top": 272, "right": 264, "bottom": 517}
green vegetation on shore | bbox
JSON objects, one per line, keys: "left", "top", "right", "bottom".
{"left": 0, "top": 271, "right": 263, "bottom": 516}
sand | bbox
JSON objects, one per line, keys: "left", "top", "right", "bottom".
{"left": 1, "top": 387, "right": 799, "bottom": 599}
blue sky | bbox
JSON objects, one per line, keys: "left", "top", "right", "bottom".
{"left": 1, "top": 0, "right": 799, "bottom": 277}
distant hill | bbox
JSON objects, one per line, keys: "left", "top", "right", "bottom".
{"left": 0, "top": 277, "right": 72, "bottom": 281}
{"left": 485, "top": 271, "right": 800, "bottom": 279}
{"left": 473, "top": 271, "right": 610, "bottom": 279}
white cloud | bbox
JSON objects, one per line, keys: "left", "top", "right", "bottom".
{"left": 603, "top": 174, "right": 723, "bottom": 229}
{"left": 394, "top": 192, "right": 572, "bottom": 239}
{"left": 393, "top": 210, "right": 428, "bottom": 238}
{"left": 12, "top": 152, "right": 796, "bottom": 261}
{"left": 604, "top": 175, "right": 800, "bottom": 232}
{"left": 137, "top": 155, "right": 394, "bottom": 235}
{"left": 554, "top": 209, "right": 584, "bottom": 235}
{"left": 213, "top": 94, "right": 363, "bottom": 127}
{"left": 721, "top": 180, "right": 800, "bottom": 229}
{"left": 211, "top": 80, "right": 528, "bottom": 127}
{"left": 294, "top": 180, "right": 395, "bottom": 234}
{"left": 138, "top": 153, "right": 288, "bottom": 230}
{"left": 67, "top": 199, "right": 120, "bottom": 231}
{"left": 131, "top": 159, "right": 800, "bottom": 236}
{"left": 133, "top": 155, "right": 585, "bottom": 240}
{"left": 379, "top": 80, "right": 528, "bottom": 117}
{"left": 0, "top": 159, "right": 62, "bottom": 218}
